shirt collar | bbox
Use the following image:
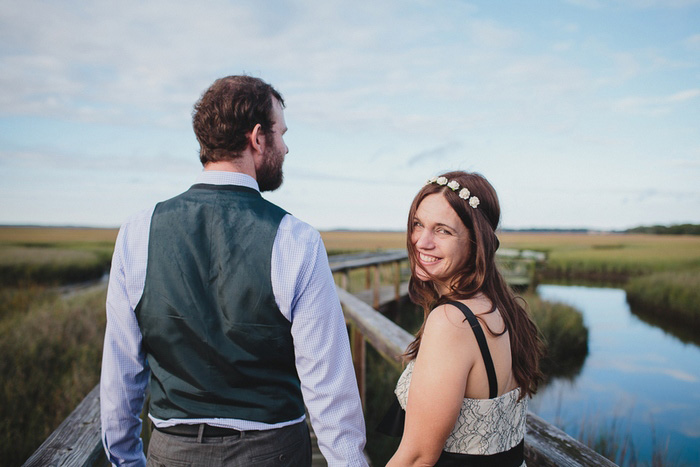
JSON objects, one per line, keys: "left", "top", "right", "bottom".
{"left": 195, "top": 170, "right": 260, "bottom": 192}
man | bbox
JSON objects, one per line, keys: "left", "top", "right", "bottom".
{"left": 100, "top": 75, "right": 368, "bottom": 466}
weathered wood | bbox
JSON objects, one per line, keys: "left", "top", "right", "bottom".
{"left": 351, "top": 324, "right": 367, "bottom": 410}
{"left": 371, "top": 264, "right": 380, "bottom": 309}
{"left": 340, "top": 270, "right": 349, "bottom": 291}
{"left": 328, "top": 250, "right": 408, "bottom": 272}
{"left": 330, "top": 249, "right": 533, "bottom": 290}
{"left": 23, "top": 384, "right": 106, "bottom": 467}
{"left": 338, "top": 287, "right": 412, "bottom": 368}
{"left": 393, "top": 261, "right": 401, "bottom": 301}
{"left": 525, "top": 412, "right": 618, "bottom": 466}
{"left": 353, "top": 282, "right": 409, "bottom": 309}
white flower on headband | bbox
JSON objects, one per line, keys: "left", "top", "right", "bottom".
{"left": 425, "top": 176, "right": 480, "bottom": 209}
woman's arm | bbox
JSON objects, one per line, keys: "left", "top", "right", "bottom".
{"left": 387, "top": 304, "right": 475, "bottom": 466}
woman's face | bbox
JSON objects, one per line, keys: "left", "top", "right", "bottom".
{"left": 411, "top": 193, "right": 470, "bottom": 288}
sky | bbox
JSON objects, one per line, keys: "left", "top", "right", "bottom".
{"left": 1, "top": 0, "right": 699, "bottom": 232}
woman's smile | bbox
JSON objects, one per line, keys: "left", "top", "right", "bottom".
{"left": 418, "top": 252, "right": 440, "bottom": 264}
{"left": 411, "top": 193, "right": 470, "bottom": 284}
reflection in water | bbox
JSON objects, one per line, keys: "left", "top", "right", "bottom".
{"left": 628, "top": 302, "right": 700, "bottom": 347}
{"left": 530, "top": 285, "right": 700, "bottom": 465}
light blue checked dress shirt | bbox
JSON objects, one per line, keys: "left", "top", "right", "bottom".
{"left": 100, "top": 171, "right": 367, "bottom": 466}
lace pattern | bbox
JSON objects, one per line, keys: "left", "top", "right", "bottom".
{"left": 395, "top": 360, "right": 527, "bottom": 456}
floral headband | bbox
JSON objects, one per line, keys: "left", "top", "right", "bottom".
{"left": 426, "top": 176, "right": 480, "bottom": 209}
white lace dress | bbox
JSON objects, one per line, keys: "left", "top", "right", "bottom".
{"left": 395, "top": 359, "right": 527, "bottom": 466}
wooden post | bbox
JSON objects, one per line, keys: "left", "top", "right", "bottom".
{"left": 341, "top": 270, "right": 349, "bottom": 292}
{"left": 393, "top": 261, "right": 401, "bottom": 301}
{"left": 350, "top": 324, "right": 366, "bottom": 409}
{"left": 372, "top": 265, "right": 380, "bottom": 309}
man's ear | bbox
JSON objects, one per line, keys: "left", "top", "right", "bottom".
{"left": 249, "top": 123, "right": 264, "bottom": 154}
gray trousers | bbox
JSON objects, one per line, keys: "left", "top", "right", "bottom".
{"left": 146, "top": 421, "right": 312, "bottom": 467}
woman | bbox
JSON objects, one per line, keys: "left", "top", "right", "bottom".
{"left": 381, "top": 171, "right": 544, "bottom": 466}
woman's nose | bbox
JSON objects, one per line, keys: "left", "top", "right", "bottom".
{"left": 415, "top": 229, "right": 434, "bottom": 249}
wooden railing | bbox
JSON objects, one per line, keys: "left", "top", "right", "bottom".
{"left": 23, "top": 384, "right": 106, "bottom": 466}
{"left": 335, "top": 251, "right": 617, "bottom": 467}
{"left": 25, "top": 250, "right": 616, "bottom": 466}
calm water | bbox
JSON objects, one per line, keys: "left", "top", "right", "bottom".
{"left": 530, "top": 285, "right": 700, "bottom": 465}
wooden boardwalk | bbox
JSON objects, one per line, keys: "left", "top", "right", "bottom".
{"left": 24, "top": 251, "right": 617, "bottom": 467}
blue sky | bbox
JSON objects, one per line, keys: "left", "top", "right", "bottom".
{"left": 1, "top": 0, "right": 698, "bottom": 231}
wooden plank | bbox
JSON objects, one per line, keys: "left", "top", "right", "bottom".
{"left": 351, "top": 325, "right": 366, "bottom": 410}
{"left": 338, "top": 287, "right": 412, "bottom": 367}
{"left": 23, "top": 384, "right": 106, "bottom": 467}
{"left": 352, "top": 282, "right": 409, "bottom": 309}
{"left": 525, "top": 412, "right": 618, "bottom": 467}
{"left": 329, "top": 250, "right": 408, "bottom": 272}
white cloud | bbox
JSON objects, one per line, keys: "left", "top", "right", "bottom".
{"left": 613, "top": 88, "right": 700, "bottom": 115}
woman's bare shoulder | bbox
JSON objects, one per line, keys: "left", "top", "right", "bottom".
{"left": 426, "top": 303, "right": 472, "bottom": 329}
{"left": 420, "top": 304, "right": 477, "bottom": 371}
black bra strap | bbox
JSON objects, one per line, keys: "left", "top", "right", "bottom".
{"left": 447, "top": 301, "right": 498, "bottom": 398}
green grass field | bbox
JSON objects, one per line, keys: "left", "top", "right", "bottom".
{"left": 498, "top": 232, "right": 700, "bottom": 278}
{"left": 0, "top": 227, "right": 117, "bottom": 286}
{"left": 0, "top": 283, "right": 107, "bottom": 465}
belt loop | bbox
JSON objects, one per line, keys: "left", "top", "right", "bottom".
{"left": 197, "top": 424, "right": 205, "bottom": 443}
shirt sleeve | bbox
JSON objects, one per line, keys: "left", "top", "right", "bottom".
{"left": 100, "top": 209, "right": 152, "bottom": 467}
{"left": 272, "top": 215, "right": 368, "bottom": 466}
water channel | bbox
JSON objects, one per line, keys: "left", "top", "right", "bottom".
{"left": 529, "top": 284, "right": 700, "bottom": 465}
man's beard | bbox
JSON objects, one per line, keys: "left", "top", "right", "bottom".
{"left": 257, "top": 145, "right": 284, "bottom": 192}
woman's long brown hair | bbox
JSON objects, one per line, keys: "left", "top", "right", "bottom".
{"left": 404, "top": 171, "right": 544, "bottom": 399}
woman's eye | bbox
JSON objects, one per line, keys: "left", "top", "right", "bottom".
{"left": 437, "top": 228, "right": 452, "bottom": 235}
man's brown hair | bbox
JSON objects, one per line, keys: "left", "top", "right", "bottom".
{"left": 192, "top": 75, "right": 284, "bottom": 165}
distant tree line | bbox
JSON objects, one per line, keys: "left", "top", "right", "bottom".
{"left": 625, "top": 224, "right": 700, "bottom": 235}
{"left": 499, "top": 225, "right": 700, "bottom": 235}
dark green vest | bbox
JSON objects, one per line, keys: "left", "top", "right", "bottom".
{"left": 135, "top": 184, "right": 304, "bottom": 423}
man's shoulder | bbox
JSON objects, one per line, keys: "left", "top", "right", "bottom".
{"left": 117, "top": 205, "right": 157, "bottom": 241}
{"left": 277, "top": 213, "right": 322, "bottom": 246}
{"left": 122, "top": 205, "right": 157, "bottom": 227}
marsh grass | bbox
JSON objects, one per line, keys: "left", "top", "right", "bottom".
{"left": 498, "top": 232, "right": 700, "bottom": 281}
{"left": 557, "top": 409, "right": 682, "bottom": 467}
{"left": 0, "top": 284, "right": 107, "bottom": 466}
{"left": 0, "top": 245, "right": 111, "bottom": 286}
{"left": 0, "top": 226, "right": 116, "bottom": 286}
{"left": 625, "top": 270, "right": 700, "bottom": 329}
{"left": 0, "top": 226, "right": 118, "bottom": 244}
{"left": 523, "top": 293, "right": 588, "bottom": 379}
